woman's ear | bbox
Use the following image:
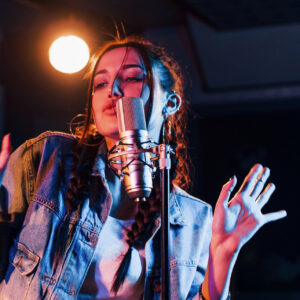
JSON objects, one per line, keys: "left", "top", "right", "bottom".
{"left": 163, "top": 91, "right": 181, "bottom": 117}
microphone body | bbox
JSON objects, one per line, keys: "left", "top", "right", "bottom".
{"left": 115, "top": 97, "right": 153, "bottom": 201}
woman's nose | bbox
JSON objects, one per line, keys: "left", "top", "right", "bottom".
{"left": 110, "top": 79, "right": 123, "bottom": 98}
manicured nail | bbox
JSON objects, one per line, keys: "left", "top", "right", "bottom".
{"left": 2, "top": 133, "right": 12, "bottom": 151}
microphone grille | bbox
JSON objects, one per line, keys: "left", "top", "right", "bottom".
{"left": 116, "top": 97, "right": 147, "bottom": 132}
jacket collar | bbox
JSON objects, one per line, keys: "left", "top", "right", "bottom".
{"left": 91, "top": 140, "right": 107, "bottom": 178}
{"left": 169, "top": 188, "right": 188, "bottom": 226}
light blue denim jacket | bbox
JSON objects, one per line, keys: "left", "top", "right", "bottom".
{"left": 0, "top": 131, "right": 212, "bottom": 300}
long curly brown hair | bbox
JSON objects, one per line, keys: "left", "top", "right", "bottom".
{"left": 66, "top": 36, "right": 191, "bottom": 294}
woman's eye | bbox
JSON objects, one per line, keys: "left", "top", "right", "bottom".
{"left": 95, "top": 82, "right": 107, "bottom": 89}
{"left": 125, "top": 76, "right": 142, "bottom": 82}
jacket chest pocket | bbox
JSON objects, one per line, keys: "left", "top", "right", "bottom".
{"left": 0, "top": 241, "right": 40, "bottom": 300}
{"left": 10, "top": 241, "right": 40, "bottom": 275}
{"left": 145, "top": 260, "right": 199, "bottom": 300}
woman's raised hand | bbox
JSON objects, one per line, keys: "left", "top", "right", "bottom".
{"left": 0, "top": 134, "right": 12, "bottom": 186}
{"left": 212, "top": 163, "right": 287, "bottom": 254}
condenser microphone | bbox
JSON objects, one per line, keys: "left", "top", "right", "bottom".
{"left": 115, "top": 97, "right": 153, "bottom": 201}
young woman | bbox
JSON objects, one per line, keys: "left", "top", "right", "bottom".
{"left": 0, "top": 37, "right": 286, "bottom": 300}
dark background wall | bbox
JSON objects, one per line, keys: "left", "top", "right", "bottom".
{"left": 0, "top": 1, "right": 299, "bottom": 299}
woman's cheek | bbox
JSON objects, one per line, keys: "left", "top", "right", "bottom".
{"left": 92, "top": 97, "right": 102, "bottom": 114}
{"left": 92, "top": 102, "right": 101, "bottom": 127}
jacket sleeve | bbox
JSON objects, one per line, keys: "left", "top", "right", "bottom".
{"left": 188, "top": 204, "right": 213, "bottom": 300}
{"left": 190, "top": 205, "right": 230, "bottom": 300}
{"left": 0, "top": 141, "right": 33, "bottom": 280}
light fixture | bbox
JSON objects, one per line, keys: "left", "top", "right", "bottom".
{"left": 49, "top": 35, "right": 89, "bottom": 74}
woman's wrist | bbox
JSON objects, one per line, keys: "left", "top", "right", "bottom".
{"left": 200, "top": 284, "right": 231, "bottom": 300}
{"left": 210, "top": 234, "right": 241, "bottom": 260}
{"left": 201, "top": 238, "right": 238, "bottom": 300}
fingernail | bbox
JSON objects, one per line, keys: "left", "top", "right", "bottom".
{"left": 4, "top": 133, "right": 10, "bottom": 140}
{"left": 227, "top": 175, "right": 235, "bottom": 183}
{"left": 3, "top": 133, "right": 12, "bottom": 151}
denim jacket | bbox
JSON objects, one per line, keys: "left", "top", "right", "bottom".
{"left": 0, "top": 131, "right": 212, "bottom": 300}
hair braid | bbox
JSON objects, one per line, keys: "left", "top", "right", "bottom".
{"left": 54, "top": 137, "right": 100, "bottom": 267}
{"left": 111, "top": 175, "right": 161, "bottom": 294}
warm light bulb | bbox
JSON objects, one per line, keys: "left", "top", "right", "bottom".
{"left": 49, "top": 35, "right": 89, "bottom": 73}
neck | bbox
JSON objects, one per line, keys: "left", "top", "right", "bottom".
{"left": 110, "top": 188, "right": 138, "bottom": 220}
{"left": 105, "top": 136, "right": 118, "bottom": 152}
{"left": 105, "top": 163, "right": 138, "bottom": 220}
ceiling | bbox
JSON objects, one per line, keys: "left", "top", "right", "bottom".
{"left": 1, "top": 0, "right": 300, "bottom": 140}
{"left": 2, "top": 0, "right": 300, "bottom": 31}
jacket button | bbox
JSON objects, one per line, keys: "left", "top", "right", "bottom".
{"left": 151, "top": 279, "right": 162, "bottom": 292}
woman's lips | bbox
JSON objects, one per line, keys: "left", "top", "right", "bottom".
{"left": 103, "top": 101, "right": 117, "bottom": 114}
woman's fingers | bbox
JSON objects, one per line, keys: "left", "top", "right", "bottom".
{"left": 217, "top": 176, "right": 237, "bottom": 211}
{"left": 250, "top": 167, "right": 270, "bottom": 199}
{"left": 264, "top": 210, "right": 287, "bottom": 223}
{"left": 238, "top": 164, "right": 263, "bottom": 195}
{"left": 0, "top": 133, "right": 12, "bottom": 170}
{"left": 256, "top": 183, "right": 276, "bottom": 209}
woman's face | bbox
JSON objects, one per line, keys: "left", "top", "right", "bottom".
{"left": 92, "top": 46, "right": 166, "bottom": 146}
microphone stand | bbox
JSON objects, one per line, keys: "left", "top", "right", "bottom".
{"left": 107, "top": 134, "right": 172, "bottom": 299}
{"left": 159, "top": 144, "right": 171, "bottom": 300}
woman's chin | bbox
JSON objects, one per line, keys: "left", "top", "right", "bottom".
{"left": 101, "top": 130, "right": 119, "bottom": 145}
{"left": 95, "top": 121, "right": 119, "bottom": 140}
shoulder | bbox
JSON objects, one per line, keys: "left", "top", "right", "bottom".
{"left": 8, "top": 131, "right": 78, "bottom": 167}
{"left": 18, "top": 131, "right": 78, "bottom": 156}
{"left": 173, "top": 185, "right": 212, "bottom": 210}
{"left": 172, "top": 185, "right": 213, "bottom": 224}
{"left": 25, "top": 131, "right": 77, "bottom": 148}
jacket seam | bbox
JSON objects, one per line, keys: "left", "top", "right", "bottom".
{"left": 175, "top": 193, "right": 212, "bottom": 209}
{"left": 26, "top": 143, "right": 35, "bottom": 203}
{"left": 31, "top": 195, "right": 100, "bottom": 232}
{"left": 173, "top": 186, "right": 210, "bottom": 207}
{"left": 25, "top": 131, "right": 76, "bottom": 148}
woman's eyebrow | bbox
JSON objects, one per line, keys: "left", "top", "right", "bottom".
{"left": 95, "top": 64, "right": 143, "bottom": 76}
{"left": 121, "top": 64, "right": 144, "bottom": 70}
{"left": 95, "top": 69, "right": 107, "bottom": 75}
